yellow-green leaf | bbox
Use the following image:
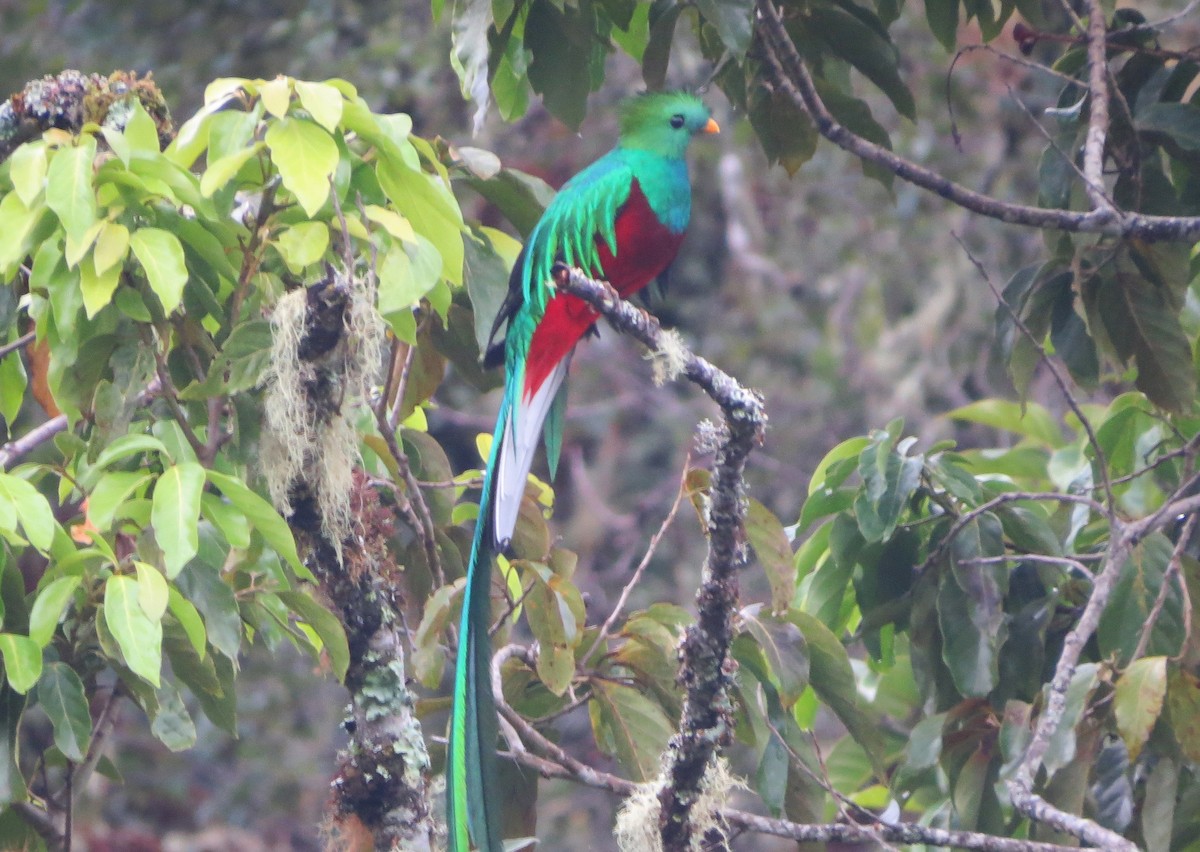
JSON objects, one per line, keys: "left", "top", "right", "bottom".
{"left": 265, "top": 116, "right": 338, "bottom": 217}
{"left": 28, "top": 576, "right": 81, "bottom": 648}
{"left": 9, "top": 142, "right": 47, "bottom": 206}
{"left": 0, "top": 473, "right": 56, "bottom": 551}
{"left": 93, "top": 221, "right": 130, "bottom": 275}
{"left": 45, "top": 136, "right": 98, "bottom": 240}
{"left": 135, "top": 562, "right": 170, "bottom": 621}
{"left": 274, "top": 221, "right": 330, "bottom": 273}
{"left": 130, "top": 227, "right": 188, "bottom": 314}
{"left": 152, "top": 462, "right": 205, "bottom": 578}
{"left": 104, "top": 575, "right": 162, "bottom": 687}
{"left": 200, "top": 142, "right": 264, "bottom": 197}
{"left": 205, "top": 470, "right": 310, "bottom": 580}
{"left": 0, "top": 634, "right": 42, "bottom": 694}
{"left": 295, "top": 80, "right": 344, "bottom": 133}
{"left": 259, "top": 76, "right": 293, "bottom": 118}
{"left": 80, "top": 252, "right": 122, "bottom": 318}
{"left": 1115, "top": 656, "right": 1167, "bottom": 762}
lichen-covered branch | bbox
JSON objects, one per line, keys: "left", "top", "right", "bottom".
{"left": 554, "top": 267, "right": 766, "bottom": 850}
{"left": 268, "top": 275, "right": 436, "bottom": 850}
{"left": 0, "top": 70, "right": 173, "bottom": 161}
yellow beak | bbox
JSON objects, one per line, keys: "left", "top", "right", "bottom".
{"left": 703, "top": 117, "right": 720, "bottom": 134}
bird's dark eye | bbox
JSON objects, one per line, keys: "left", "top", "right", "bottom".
{"left": 670, "top": 114, "right": 685, "bottom": 129}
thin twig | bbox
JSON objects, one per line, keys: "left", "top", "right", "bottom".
{"left": 1131, "top": 512, "right": 1194, "bottom": 662}
{"left": 0, "top": 330, "right": 35, "bottom": 361}
{"left": 953, "top": 232, "right": 1117, "bottom": 513}
{"left": 753, "top": 0, "right": 1200, "bottom": 241}
{"left": 582, "top": 453, "right": 691, "bottom": 663}
{"left": 1080, "top": 0, "right": 1116, "bottom": 214}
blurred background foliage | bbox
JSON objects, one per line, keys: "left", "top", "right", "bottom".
{"left": 2, "top": 0, "right": 1199, "bottom": 848}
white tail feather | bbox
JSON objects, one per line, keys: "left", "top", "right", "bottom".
{"left": 495, "top": 356, "right": 571, "bottom": 545}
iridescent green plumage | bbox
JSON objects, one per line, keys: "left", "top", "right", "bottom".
{"left": 448, "top": 92, "right": 714, "bottom": 852}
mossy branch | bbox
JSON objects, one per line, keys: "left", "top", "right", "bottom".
{"left": 553, "top": 266, "right": 766, "bottom": 850}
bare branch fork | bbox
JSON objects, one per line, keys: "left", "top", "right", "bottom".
{"left": 753, "top": 0, "right": 1200, "bottom": 241}
{"left": 553, "top": 266, "right": 767, "bottom": 849}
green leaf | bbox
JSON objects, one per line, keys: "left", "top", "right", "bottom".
{"left": 0, "top": 192, "right": 42, "bottom": 277}
{"left": 27, "top": 576, "right": 81, "bottom": 648}
{"left": 151, "top": 680, "right": 197, "bottom": 751}
{"left": 642, "top": 4, "right": 685, "bottom": 91}
{"left": 378, "top": 238, "right": 441, "bottom": 316}
{"left": 0, "top": 353, "right": 24, "bottom": 429}
{"left": 1099, "top": 533, "right": 1185, "bottom": 664}
{"left": 947, "top": 399, "right": 1064, "bottom": 447}
{"left": 199, "top": 142, "right": 265, "bottom": 197}
{"left": 35, "top": 662, "right": 91, "bottom": 762}
{"left": 0, "top": 473, "right": 56, "bottom": 551}
{"left": 273, "top": 221, "right": 330, "bottom": 273}
{"left": 79, "top": 252, "right": 121, "bottom": 318}
{"left": 790, "top": 609, "right": 887, "bottom": 779}
{"left": 174, "top": 562, "right": 242, "bottom": 662}
{"left": 741, "top": 605, "right": 809, "bottom": 706}
{"left": 590, "top": 679, "right": 674, "bottom": 781}
{"left": 93, "top": 221, "right": 130, "bottom": 275}
{"left": 694, "top": 0, "right": 752, "bottom": 54}
{"left": 0, "top": 686, "right": 27, "bottom": 805}
{"left": 925, "top": 0, "right": 960, "bottom": 50}
{"left": 259, "top": 76, "right": 293, "bottom": 118}
{"left": 1114, "top": 656, "right": 1166, "bottom": 762}
{"left": 810, "top": 5, "right": 915, "bottom": 119}
{"left": 135, "top": 562, "right": 169, "bottom": 621}
{"left": 377, "top": 159, "right": 464, "bottom": 284}
{"left": 87, "top": 470, "right": 153, "bottom": 532}
{"left": 206, "top": 470, "right": 309, "bottom": 580}
{"left": 45, "top": 136, "right": 98, "bottom": 240}
{"left": 411, "top": 583, "right": 455, "bottom": 688}
{"left": 0, "top": 634, "right": 41, "bottom": 693}
{"left": 9, "top": 142, "right": 48, "bottom": 206}
{"left": 1100, "top": 267, "right": 1195, "bottom": 412}
{"left": 854, "top": 430, "right": 922, "bottom": 542}
{"left": 1141, "top": 757, "right": 1177, "bottom": 852}
{"left": 152, "top": 462, "right": 205, "bottom": 578}
{"left": 939, "top": 515, "right": 1006, "bottom": 697}
{"left": 92, "top": 433, "right": 171, "bottom": 472}
{"left": 167, "top": 587, "right": 207, "bottom": 658}
{"left": 1137, "top": 101, "right": 1200, "bottom": 150}
{"left": 265, "top": 116, "right": 339, "bottom": 216}
{"left": 294, "top": 80, "right": 344, "bottom": 133}
{"left": 1042, "top": 662, "right": 1098, "bottom": 775}
{"left": 526, "top": 0, "right": 600, "bottom": 131}
{"left": 749, "top": 81, "right": 818, "bottom": 177}
{"left": 746, "top": 499, "right": 795, "bottom": 613}
{"left": 129, "top": 227, "right": 188, "bottom": 315}
{"left": 277, "top": 590, "right": 350, "bottom": 682}
{"left": 104, "top": 575, "right": 163, "bottom": 687}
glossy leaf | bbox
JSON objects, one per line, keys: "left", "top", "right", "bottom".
{"left": 277, "top": 591, "right": 350, "bottom": 682}
{"left": 130, "top": 228, "right": 189, "bottom": 315}
{"left": 152, "top": 462, "right": 205, "bottom": 578}
{"left": 36, "top": 662, "right": 91, "bottom": 762}
{"left": 27, "top": 576, "right": 81, "bottom": 648}
{"left": 104, "top": 575, "right": 163, "bottom": 687}
{"left": 0, "top": 634, "right": 41, "bottom": 694}
{"left": 45, "top": 136, "right": 98, "bottom": 241}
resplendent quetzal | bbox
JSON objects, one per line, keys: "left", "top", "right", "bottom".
{"left": 448, "top": 91, "right": 717, "bottom": 852}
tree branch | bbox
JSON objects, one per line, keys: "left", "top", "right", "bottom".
{"left": 753, "top": 0, "right": 1200, "bottom": 241}
{"left": 552, "top": 267, "right": 766, "bottom": 850}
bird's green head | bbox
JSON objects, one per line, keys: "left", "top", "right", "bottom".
{"left": 617, "top": 92, "right": 718, "bottom": 158}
